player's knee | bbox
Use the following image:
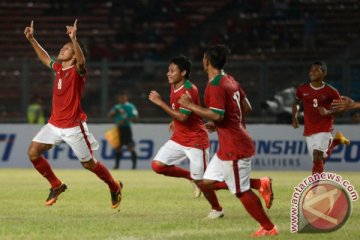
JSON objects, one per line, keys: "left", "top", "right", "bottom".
{"left": 27, "top": 146, "right": 40, "bottom": 162}
{"left": 313, "top": 149, "right": 325, "bottom": 161}
{"left": 81, "top": 162, "right": 91, "bottom": 170}
{"left": 195, "top": 180, "right": 210, "bottom": 192}
{"left": 151, "top": 161, "right": 165, "bottom": 174}
{"left": 81, "top": 159, "right": 97, "bottom": 171}
{"left": 202, "top": 179, "right": 214, "bottom": 186}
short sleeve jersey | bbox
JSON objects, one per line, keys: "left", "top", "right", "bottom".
{"left": 296, "top": 83, "right": 341, "bottom": 136}
{"left": 170, "top": 80, "right": 209, "bottom": 149}
{"left": 111, "top": 102, "right": 138, "bottom": 127}
{"left": 48, "top": 61, "right": 87, "bottom": 128}
{"left": 205, "top": 74, "right": 255, "bottom": 161}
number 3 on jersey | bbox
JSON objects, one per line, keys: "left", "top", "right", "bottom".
{"left": 312, "top": 98, "right": 318, "bottom": 108}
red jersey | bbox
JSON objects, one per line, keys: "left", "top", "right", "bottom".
{"left": 170, "top": 80, "right": 209, "bottom": 149}
{"left": 296, "top": 83, "right": 341, "bottom": 136}
{"left": 48, "top": 61, "right": 87, "bottom": 128}
{"left": 205, "top": 73, "right": 255, "bottom": 161}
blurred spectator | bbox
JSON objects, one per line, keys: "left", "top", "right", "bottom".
{"left": 108, "top": 92, "right": 139, "bottom": 169}
{"left": 27, "top": 95, "right": 45, "bottom": 124}
{"left": 262, "top": 87, "right": 296, "bottom": 123}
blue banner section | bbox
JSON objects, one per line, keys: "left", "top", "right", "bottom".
{"left": 0, "top": 124, "right": 359, "bottom": 170}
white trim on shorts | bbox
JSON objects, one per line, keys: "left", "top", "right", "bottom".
{"left": 32, "top": 122, "right": 99, "bottom": 162}
{"left": 153, "top": 140, "right": 209, "bottom": 180}
{"left": 203, "top": 154, "right": 252, "bottom": 195}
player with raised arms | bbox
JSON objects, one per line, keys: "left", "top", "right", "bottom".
{"left": 24, "top": 20, "right": 122, "bottom": 208}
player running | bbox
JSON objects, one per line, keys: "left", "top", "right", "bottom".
{"left": 206, "top": 85, "right": 273, "bottom": 209}
{"left": 292, "top": 61, "right": 350, "bottom": 174}
{"left": 24, "top": 20, "right": 122, "bottom": 208}
{"left": 149, "top": 55, "right": 223, "bottom": 219}
{"left": 178, "top": 45, "right": 278, "bottom": 236}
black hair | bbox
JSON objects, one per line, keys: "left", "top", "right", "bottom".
{"left": 204, "top": 44, "right": 231, "bottom": 70}
{"left": 169, "top": 55, "right": 192, "bottom": 79}
{"left": 312, "top": 61, "right": 327, "bottom": 73}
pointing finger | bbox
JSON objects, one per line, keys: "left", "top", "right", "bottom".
{"left": 74, "top": 19, "right": 78, "bottom": 27}
{"left": 30, "top": 20, "right": 33, "bottom": 29}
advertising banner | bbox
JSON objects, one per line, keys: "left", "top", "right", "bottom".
{"left": 0, "top": 124, "right": 359, "bottom": 171}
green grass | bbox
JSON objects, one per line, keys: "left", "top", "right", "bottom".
{"left": 0, "top": 169, "right": 359, "bottom": 240}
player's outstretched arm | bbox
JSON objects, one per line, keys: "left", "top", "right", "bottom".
{"left": 24, "top": 20, "right": 51, "bottom": 68}
{"left": 332, "top": 96, "right": 360, "bottom": 111}
{"left": 67, "top": 19, "right": 85, "bottom": 72}
{"left": 148, "top": 90, "right": 188, "bottom": 122}
{"left": 178, "top": 94, "right": 223, "bottom": 122}
{"left": 352, "top": 102, "right": 360, "bottom": 110}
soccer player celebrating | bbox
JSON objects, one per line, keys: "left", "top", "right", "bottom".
{"left": 24, "top": 20, "right": 122, "bottom": 208}
{"left": 178, "top": 45, "right": 278, "bottom": 236}
{"left": 292, "top": 61, "right": 350, "bottom": 174}
{"left": 206, "top": 86, "right": 274, "bottom": 210}
{"left": 148, "top": 55, "right": 224, "bottom": 219}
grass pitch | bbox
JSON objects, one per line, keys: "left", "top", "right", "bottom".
{"left": 0, "top": 169, "right": 359, "bottom": 240}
